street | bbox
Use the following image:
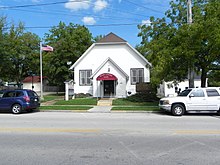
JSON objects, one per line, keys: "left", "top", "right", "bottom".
{"left": 0, "top": 112, "right": 220, "bottom": 165}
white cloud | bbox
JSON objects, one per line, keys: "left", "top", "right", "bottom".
{"left": 65, "top": 0, "right": 91, "bottom": 11}
{"left": 93, "top": 0, "right": 108, "bottom": 12}
{"left": 141, "top": 19, "right": 151, "bottom": 26}
{"left": 82, "top": 16, "right": 96, "bottom": 25}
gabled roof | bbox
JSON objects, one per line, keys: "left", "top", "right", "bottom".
{"left": 23, "top": 76, "right": 47, "bottom": 83}
{"left": 97, "top": 32, "right": 127, "bottom": 43}
{"left": 69, "top": 32, "right": 151, "bottom": 70}
{"left": 90, "top": 57, "right": 129, "bottom": 80}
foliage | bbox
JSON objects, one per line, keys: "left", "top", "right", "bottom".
{"left": 125, "top": 91, "right": 159, "bottom": 103}
{"left": 137, "top": 0, "right": 220, "bottom": 88}
{"left": 40, "top": 106, "right": 92, "bottom": 110}
{"left": 208, "top": 70, "right": 220, "bottom": 86}
{"left": 113, "top": 98, "right": 158, "bottom": 106}
{"left": 54, "top": 98, "right": 97, "bottom": 105}
{"left": 0, "top": 16, "right": 40, "bottom": 86}
{"left": 75, "top": 93, "right": 92, "bottom": 98}
{"left": 111, "top": 106, "right": 159, "bottom": 111}
{"left": 43, "top": 22, "right": 93, "bottom": 87}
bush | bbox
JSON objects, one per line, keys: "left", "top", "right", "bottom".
{"left": 125, "top": 91, "right": 159, "bottom": 102}
{"left": 75, "top": 93, "right": 92, "bottom": 98}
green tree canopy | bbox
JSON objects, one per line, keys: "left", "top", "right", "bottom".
{"left": 43, "top": 22, "right": 93, "bottom": 87}
{"left": 138, "top": 0, "right": 220, "bottom": 87}
{"left": 0, "top": 17, "right": 40, "bottom": 87}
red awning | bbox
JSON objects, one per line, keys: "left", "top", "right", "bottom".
{"left": 96, "top": 73, "right": 118, "bottom": 81}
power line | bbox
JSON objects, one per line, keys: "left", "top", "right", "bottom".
{"left": 0, "top": 0, "right": 88, "bottom": 9}
{"left": 3, "top": 22, "right": 151, "bottom": 30}
{"left": 125, "top": 0, "right": 164, "bottom": 14}
{"left": 10, "top": 8, "right": 143, "bottom": 22}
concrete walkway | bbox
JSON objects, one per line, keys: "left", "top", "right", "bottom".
{"left": 87, "top": 98, "right": 113, "bottom": 113}
{"left": 87, "top": 106, "right": 112, "bottom": 113}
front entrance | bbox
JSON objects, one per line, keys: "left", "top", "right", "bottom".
{"left": 104, "top": 80, "right": 115, "bottom": 97}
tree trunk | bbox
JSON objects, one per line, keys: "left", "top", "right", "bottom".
{"left": 201, "top": 68, "right": 207, "bottom": 87}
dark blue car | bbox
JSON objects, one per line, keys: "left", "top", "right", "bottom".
{"left": 0, "top": 89, "right": 40, "bottom": 114}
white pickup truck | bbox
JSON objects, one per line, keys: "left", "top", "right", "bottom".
{"left": 159, "top": 87, "right": 220, "bottom": 116}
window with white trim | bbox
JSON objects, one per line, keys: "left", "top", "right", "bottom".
{"left": 79, "top": 70, "right": 92, "bottom": 86}
{"left": 130, "top": 68, "right": 144, "bottom": 85}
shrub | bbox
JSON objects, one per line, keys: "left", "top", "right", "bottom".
{"left": 125, "top": 91, "right": 159, "bottom": 102}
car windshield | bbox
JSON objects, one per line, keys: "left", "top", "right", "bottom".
{"left": 0, "top": 91, "right": 3, "bottom": 98}
{"left": 178, "top": 89, "right": 192, "bottom": 96}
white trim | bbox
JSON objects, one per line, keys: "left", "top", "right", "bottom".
{"left": 69, "top": 42, "right": 152, "bottom": 70}
{"left": 90, "top": 57, "right": 129, "bottom": 80}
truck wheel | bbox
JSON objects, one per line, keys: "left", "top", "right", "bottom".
{"left": 217, "top": 110, "right": 220, "bottom": 116}
{"left": 11, "top": 104, "right": 22, "bottom": 114}
{"left": 171, "top": 104, "right": 185, "bottom": 116}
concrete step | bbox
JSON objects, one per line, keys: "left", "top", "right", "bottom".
{"left": 97, "top": 99, "right": 113, "bottom": 106}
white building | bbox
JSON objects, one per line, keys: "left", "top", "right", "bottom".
{"left": 69, "top": 33, "right": 151, "bottom": 98}
{"left": 23, "top": 76, "right": 48, "bottom": 93}
{"left": 157, "top": 77, "right": 208, "bottom": 98}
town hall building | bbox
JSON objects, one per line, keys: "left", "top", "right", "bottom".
{"left": 69, "top": 33, "right": 151, "bottom": 98}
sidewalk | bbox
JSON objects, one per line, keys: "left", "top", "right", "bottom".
{"left": 87, "top": 98, "right": 113, "bottom": 113}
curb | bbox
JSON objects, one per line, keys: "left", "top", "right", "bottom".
{"left": 39, "top": 110, "right": 161, "bottom": 113}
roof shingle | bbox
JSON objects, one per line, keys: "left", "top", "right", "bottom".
{"left": 97, "top": 32, "right": 127, "bottom": 43}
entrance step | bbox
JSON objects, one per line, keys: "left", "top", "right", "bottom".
{"left": 97, "top": 98, "right": 113, "bottom": 106}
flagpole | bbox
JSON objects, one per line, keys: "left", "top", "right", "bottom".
{"left": 40, "top": 41, "right": 44, "bottom": 100}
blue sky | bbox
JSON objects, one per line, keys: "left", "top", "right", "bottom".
{"left": 0, "top": 0, "right": 170, "bottom": 46}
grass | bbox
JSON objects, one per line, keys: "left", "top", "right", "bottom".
{"left": 40, "top": 97, "right": 160, "bottom": 111}
{"left": 54, "top": 98, "right": 97, "bottom": 105}
{"left": 40, "top": 105, "right": 93, "bottom": 110}
{"left": 112, "top": 106, "right": 160, "bottom": 111}
{"left": 113, "top": 98, "right": 158, "bottom": 106}
{"left": 41, "top": 94, "right": 64, "bottom": 102}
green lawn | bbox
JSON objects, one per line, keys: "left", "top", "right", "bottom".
{"left": 40, "top": 97, "right": 160, "bottom": 111}
{"left": 41, "top": 94, "right": 64, "bottom": 102}
{"left": 112, "top": 106, "right": 160, "bottom": 111}
{"left": 40, "top": 105, "right": 93, "bottom": 110}
{"left": 54, "top": 98, "right": 97, "bottom": 105}
{"left": 112, "top": 98, "right": 158, "bottom": 106}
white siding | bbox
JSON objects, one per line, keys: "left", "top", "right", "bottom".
{"left": 73, "top": 44, "right": 150, "bottom": 97}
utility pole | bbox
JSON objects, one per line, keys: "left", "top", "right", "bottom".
{"left": 187, "top": 0, "right": 194, "bottom": 88}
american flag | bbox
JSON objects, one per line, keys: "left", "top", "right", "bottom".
{"left": 41, "top": 45, "right": 53, "bottom": 52}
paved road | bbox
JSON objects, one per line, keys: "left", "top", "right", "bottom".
{"left": 0, "top": 112, "right": 220, "bottom": 165}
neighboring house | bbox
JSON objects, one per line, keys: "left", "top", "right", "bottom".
{"left": 69, "top": 32, "right": 151, "bottom": 98}
{"left": 23, "top": 76, "right": 48, "bottom": 92}
{"left": 157, "top": 76, "right": 208, "bottom": 98}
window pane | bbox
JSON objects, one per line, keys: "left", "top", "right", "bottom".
{"left": 131, "top": 68, "right": 144, "bottom": 84}
{"left": 206, "top": 89, "right": 219, "bottom": 97}
{"left": 80, "top": 70, "right": 92, "bottom": 86}
{"left": 191, "top": 89, "right": 205, "bottom": 97}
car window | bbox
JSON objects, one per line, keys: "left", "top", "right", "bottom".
{"left": 191, "top": 89, "right": 205, "bottom": 97}
{"left": 206, "top": 89, "right": 220, "bottom": 97}
{"left": 16, "top": 91, "right": 24, "bottom": 97}
{"left": 27, "top": 91, "right": 38, "bottom": 97}
{"left": 178, "top": 89, "right": 192, "bottom": 96}
{"left": 0, "top": 91, "right": 3, "bottom": 98}
{"left": 3, "top": 91, "right": 15, "bottom": 97}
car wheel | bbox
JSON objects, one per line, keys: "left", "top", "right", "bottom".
{"left": 11, "top": 104, "right": 22, "bottom": 114}
{"left": 171, "top": 104, "right": 185, "bottom": 116}
{"left": 217, "top": 110, "right": 220, "bottom": 116}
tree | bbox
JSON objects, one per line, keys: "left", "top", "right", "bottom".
{"left": 0, "top": 17, "right": 40, "bottom": 86}
{"left": 138, "top": 0, "right": 220, "bottom": 87}
{"left": 43, "top": 22, "right": 93, "bottom": 87}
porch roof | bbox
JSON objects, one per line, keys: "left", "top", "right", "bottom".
{"left": 90, "top": 57, "right": 129, "bottom": 80}
{"left": 96, "top": 73, "right": 118, "bottom": 81}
